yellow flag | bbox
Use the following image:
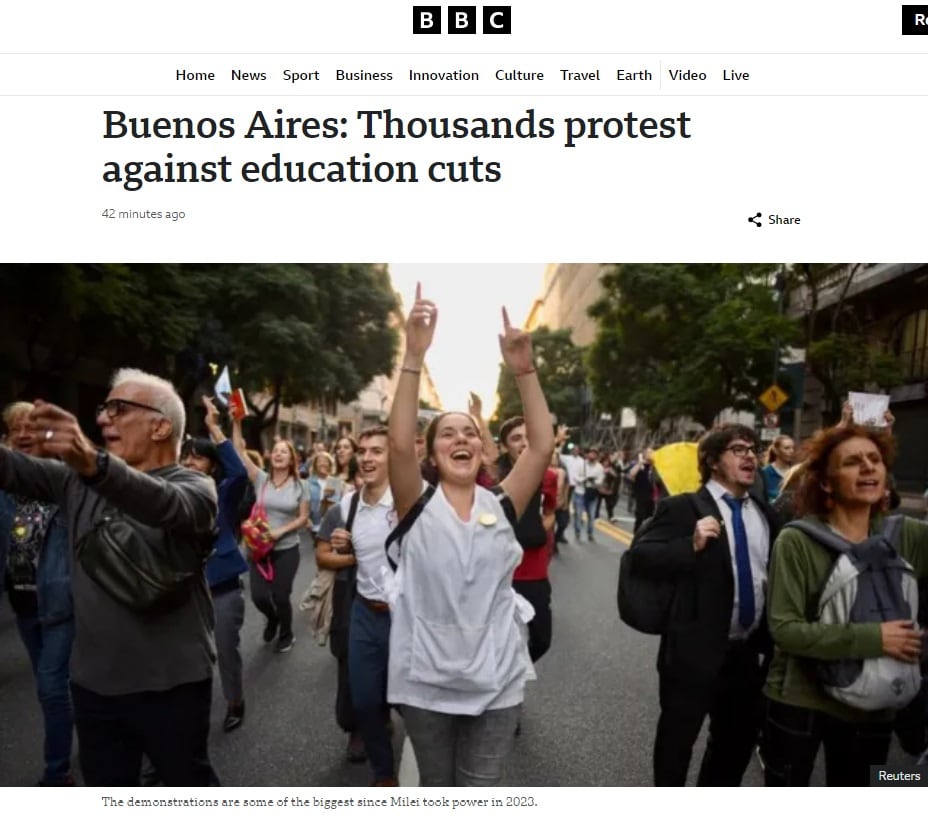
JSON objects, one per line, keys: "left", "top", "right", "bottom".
{"left": 651, "top": 442, "right": 700, "bottom": 496}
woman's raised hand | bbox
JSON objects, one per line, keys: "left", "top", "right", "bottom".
{"left": 468, "top": 391, "right": 483, "bottom": 421}
{"left": 498, "top": 307, "right": 534, "bottom": 375}
{"left": 404, "top": 283, "right": 438, "bottom": 359}
{"left": 202, "top": 395, "right": 221, "bottom": 429}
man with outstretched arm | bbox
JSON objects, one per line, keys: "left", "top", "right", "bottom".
{"left": 0, "top": 369, "right": 218, "bottom": 786}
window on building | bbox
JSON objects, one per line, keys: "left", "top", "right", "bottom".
{"left": 896, "top": 309, "right": 928, "bottom": 380}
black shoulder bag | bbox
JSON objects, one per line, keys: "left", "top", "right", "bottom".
{"left": 77, "top": 509, "right": 210, "bottom": 615}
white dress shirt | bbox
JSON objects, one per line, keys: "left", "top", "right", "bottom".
{"left": 705, "top": 479, "right": 770, "bottom": 640}
{"left": 339, "top": 486, "right": 395, "bottom": 603}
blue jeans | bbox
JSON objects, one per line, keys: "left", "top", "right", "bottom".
{"left": 572, "top": 490, "right": 597, "bottom": 538}
{"left": 16, "top": 615, "right": 75, "bottom": 783}
{"left": 348, "top": 599, "right": 393, "bottom": 781}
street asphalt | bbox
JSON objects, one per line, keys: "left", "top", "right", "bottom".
{"left": 0, "top": 499, "right": 915, "bottom": 786}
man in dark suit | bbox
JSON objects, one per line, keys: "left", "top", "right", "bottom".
{"left": 627, "top": 424, "right": 779, "bottom": 786}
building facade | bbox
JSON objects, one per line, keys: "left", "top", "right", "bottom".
{"left": 787, "top": 262, "right": 928, "bottom": 494}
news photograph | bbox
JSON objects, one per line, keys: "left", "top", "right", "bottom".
{"left": 0, "top": 263, "right": 926, "bottom": 792}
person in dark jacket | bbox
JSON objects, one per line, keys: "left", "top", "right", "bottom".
{"left": 629, "top": 448, "right": 660, "bottom": 534}
{"left": 181, "top": 396, "right": 249, "bottom": 733}
{"left": 0, "top": 401, "right": 75, "bottom": 786}
{"left": 626, "top": 424, "right": 779, "bottom": 786}
{"left": 0, "top": 369, "right": 218, "bottom": 786}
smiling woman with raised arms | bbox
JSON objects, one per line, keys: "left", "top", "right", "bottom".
{"left": 385, "top": 284, "right": 554, "bottom": 787}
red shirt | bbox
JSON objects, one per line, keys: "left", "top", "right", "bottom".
{"left": 513, "top": 469, "right": 558, "bottom": 581}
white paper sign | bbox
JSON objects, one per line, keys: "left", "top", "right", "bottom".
{"left": 848, "top": 392, "right": 890, "bottom": 427}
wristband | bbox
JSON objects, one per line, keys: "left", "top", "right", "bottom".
{"left": 81, "top": 448, "right": 109, "bottom": 485}
{"left": 401, "top": 366, "right": 422, "bottom": 375}
{"left": 514, "top": 367, "right": 537, "bottom": 377}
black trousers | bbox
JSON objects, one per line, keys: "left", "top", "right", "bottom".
{"left": 761, "top": 698, "right": 893, "bottom": 786}
{"left": 512, "top": 578, "right": 552, "bottom": 663}
{"left": 654, "top": 642, "right": 765, "bottom": 786}
{"left": 554, "top": 509, "right": 570, "bottom": 544}
{"left": 249, "top": 545, "right": 300, "bottom": 640}
{"left": 72, "top": 678, "right": 217, "bottom": 786}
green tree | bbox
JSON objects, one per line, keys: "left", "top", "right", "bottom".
{"left": 0, "top": 264, "right": 400, "bottom": 441}
{"left": 168, "top": 264, "right": 400, "bottom": 441}
{"left": 587, "top": 264, "right": 800, "bottom": 429}
{"left": 491, "top": 326, "right": 586, "bottom": 432}
{"left": 0, "top": 264, "right": 207, "bottom": 410}
{"left": 787, "top": 264, "right": 904, "bottom": 422}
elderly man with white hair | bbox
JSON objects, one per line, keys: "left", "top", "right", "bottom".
{"left": 0, "top": 368, "right": 219, "bottom": 786}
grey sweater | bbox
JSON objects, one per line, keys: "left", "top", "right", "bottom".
{"left": 0, "top": 447, "right": 217, "bottom": 695}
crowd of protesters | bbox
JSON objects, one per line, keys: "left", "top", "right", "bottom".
{"left": 1, "top": 296, "right": 926, "bottom": 789}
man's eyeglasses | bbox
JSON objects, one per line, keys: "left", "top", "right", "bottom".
{"left": 723, "top": 444, "right": 759, "bottom": 458}
{"left": 96, "top": 398, "right": 164, "bottom": 419}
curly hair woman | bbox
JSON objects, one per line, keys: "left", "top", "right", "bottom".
{"left": 762, "top": 424, "right": 928, "bottom": 786}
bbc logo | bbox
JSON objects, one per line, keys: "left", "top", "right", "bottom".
{"left": 413, "top": 6, "right": 512, "bottom": 34}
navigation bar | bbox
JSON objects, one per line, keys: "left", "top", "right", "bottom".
{"left": 5, "top": 53, "right": 928, "bottom": 95}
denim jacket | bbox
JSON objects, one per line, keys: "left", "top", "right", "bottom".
{"left": 0, "top": 491, "right": 73, "bottom": 626}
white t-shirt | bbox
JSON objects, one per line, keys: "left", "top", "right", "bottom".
{"left": 253, "top": 469, "right": 304, "bottom": 550}
{"left": 561, "top": 454, "right": 585, "bottom": 487}
{"left": 387, "top": 483, "right": 534, "bottom": 715}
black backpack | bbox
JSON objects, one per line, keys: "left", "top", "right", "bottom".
{"left": 617, "top": 493, "right": 709, "bottom": 635}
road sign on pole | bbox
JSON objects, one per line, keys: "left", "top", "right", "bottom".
{"left": 759, "top": 384, "right": 789, "bottom": 412}
{"left": 763, "top": 412, "right": 779, "bottom": 428}
{"left": 760, "top": 427, "right": 781, "bottom": 442}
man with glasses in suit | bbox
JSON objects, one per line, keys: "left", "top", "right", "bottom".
{"left": 625, "top": 424, "right": 779, "bottom": 786}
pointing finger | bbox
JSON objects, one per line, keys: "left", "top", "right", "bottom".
{"left": 501, "top": 306, "right": 511, "bottom": 331}
{"left": 415, "top": 282, "right": 422, "bottom": 302}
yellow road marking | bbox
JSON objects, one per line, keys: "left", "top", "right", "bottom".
{"left": 594, "top": 519, "right": 633, "bottom": 545}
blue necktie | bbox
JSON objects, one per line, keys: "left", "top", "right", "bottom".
{"left": 722, "top": 493, "right": 755, "bottom": 630}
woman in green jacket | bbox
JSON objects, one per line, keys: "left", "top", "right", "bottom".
{"left": 763, "top": 423, "right": 928, "bottom": 786}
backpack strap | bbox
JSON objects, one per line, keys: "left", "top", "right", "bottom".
{"left": 880, "top": 514, "right": 905, "bottom": 550}
{"left": 344, "top": 490, "right": 361, "bottom": 533}
{"left": 784, "top": 519, "right": 853, "bottom": 556}
{"left": 385, "top": 484, "right": 436, "bottom": 572}
{"left": 490, "top": 485, "right": 518, "bottom": 529}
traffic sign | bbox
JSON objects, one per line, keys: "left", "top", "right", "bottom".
{"left": 762, "top": 412, "right": 779, "bottom": 428}
{"left": 759, "top": 384, "right": 789, "bottom": 412}
{"left": 760, "top": 427, "right": 781, "bottom": 442}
